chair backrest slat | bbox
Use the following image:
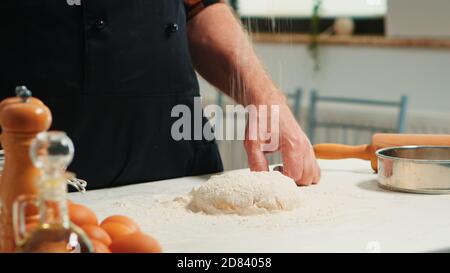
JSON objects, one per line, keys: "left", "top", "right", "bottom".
{"left": 308, "top": 90, "right": 409, "bottom": 144}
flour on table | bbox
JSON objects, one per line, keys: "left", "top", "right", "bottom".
{"left": 187, "top": 171, "right": 303, "bottom": 215}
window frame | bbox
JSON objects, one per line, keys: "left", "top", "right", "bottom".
{"left": 232, "top": 0, "right": 385, "bottom": 35}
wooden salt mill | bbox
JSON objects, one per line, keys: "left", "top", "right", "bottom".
{"left": 0, "top": 86, "right": 52, "bottom": 252}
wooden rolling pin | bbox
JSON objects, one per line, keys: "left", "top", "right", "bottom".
{"left": 313, "top": 134, "right": 450, "bottom": 171}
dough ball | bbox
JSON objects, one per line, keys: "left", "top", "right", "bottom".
{"left": 187, "top": 171, "right": 303, "bottom": 215}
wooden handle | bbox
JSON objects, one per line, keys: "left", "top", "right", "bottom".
{"left": 314, "top": 144, "right": 373, "bottom": 160}
{"left": 372, "top": 134, "right": 450, "bottom": 148}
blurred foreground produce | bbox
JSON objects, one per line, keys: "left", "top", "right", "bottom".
{"left": 0, "top": 87, "right": 161, "bottom": 253}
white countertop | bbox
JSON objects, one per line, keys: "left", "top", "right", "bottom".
{"left": 70, "top": 159, "right": 450, "bottom": 253}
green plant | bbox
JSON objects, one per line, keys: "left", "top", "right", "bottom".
{"left": 309, "top": 0, "right": 323, "bottom": 71}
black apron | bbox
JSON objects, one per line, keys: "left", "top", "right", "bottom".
{"left": 0, "top": 0, "right": 223, "bottom": 189}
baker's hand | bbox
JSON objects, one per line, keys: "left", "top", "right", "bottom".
{"left": 244, "top": 98, "right": 321, "bottom": 186}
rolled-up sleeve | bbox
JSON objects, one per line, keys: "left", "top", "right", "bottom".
{"left": 184, "top": 0, "right": 224, "bottom": 20}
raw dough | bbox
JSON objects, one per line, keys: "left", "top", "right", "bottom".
{"left": 187, "top": 171, "right": 303, "bottom": 215}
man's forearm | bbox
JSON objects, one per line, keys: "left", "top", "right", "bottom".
{"left": 187, "top": 3, "right": 286, "bottom": 106}
{"left": 187, "top": 3, "right": 321, "bottom": 185}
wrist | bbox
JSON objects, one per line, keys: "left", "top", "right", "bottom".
{"left": 245, "top": 86, "right": 287, "bottom": 107}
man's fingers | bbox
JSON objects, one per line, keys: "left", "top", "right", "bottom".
{"left": 296, "top": 154, "right": 315, "bottom": 186}
{"left": 245, "top": 141, "right": 269, "bottom": 172}
{"left": 312, "top": 162, "right": 321, "bottom": 184}
{"left": 281, "top": 152, "right": 304, "bottom": 185}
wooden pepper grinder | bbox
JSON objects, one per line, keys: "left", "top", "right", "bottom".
{"left": 0, "top": 86, "right": 52, "bottom": 252}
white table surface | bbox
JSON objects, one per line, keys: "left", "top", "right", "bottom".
{"left": 70, "top": 159, "right": 450, "bottom": 253}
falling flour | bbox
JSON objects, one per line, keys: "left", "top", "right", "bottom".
{"left": 187, "top": 171, "right": 303, "bottom": 215}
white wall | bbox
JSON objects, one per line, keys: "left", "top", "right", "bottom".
{"left": 387, "top": 0, "right": 450, "bottom": 38}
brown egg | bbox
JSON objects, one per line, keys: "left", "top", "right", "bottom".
{"left": 68, "top": 203, "right": 98, "bottom": 227}
{"left": 91, "top": 239, "right": 111, "bottom": 253}
{"left": 25, "top": 214, "right": 40, "bottom": 233}
{"left": 100, "top": 222, "right": 134, "bottom": 241}
{"left": 101, "top": 215, "right": 140, "bottom": 233}
{"left": 25, "top": 222, "right": 39, "bottom": 234}
{"left": 25, "top": 214, "right": 40, "bottom": 223}
{"left": 81, "top": 225, "right": 112, "bottom": 246}
{"left": 110, "top": 232, "right": 162, "bottom": 253}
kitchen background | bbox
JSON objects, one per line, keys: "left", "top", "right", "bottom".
{"left": 199, "top": 0, "right": 450, "bottom": 170}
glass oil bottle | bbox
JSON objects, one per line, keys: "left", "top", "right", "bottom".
{"left": 13, "top": 131, "right": 93, "bottom": 253}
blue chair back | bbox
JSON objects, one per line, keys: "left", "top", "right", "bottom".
{"left": 308, "top": 90, "right": 409, "bottom": 144}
